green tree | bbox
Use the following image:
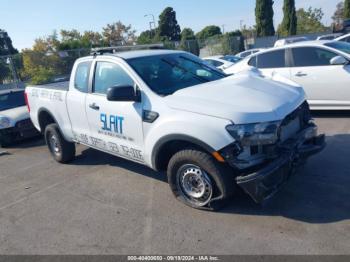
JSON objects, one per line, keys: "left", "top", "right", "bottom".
{"left": 224, "top": 31, "right": 245, "bottom": 54}
{"left": 0, "top": 60, "right": 10, "bottom": 84}
{"left": 181, "top": 28, "right": 196, "bottom": 41}
{"left": 81, "top": 31, "right": 103, "bottom": 47}
{"left": 179, "top": 28, "right": 199, "bottom": 55}
{"left": 278, "top": 0, "right": 297, "bottom": 36}
{"left": 22, "top": 38, "right": 65, "bottom": 84}
{"left": 255, "top": 0, "right": 275, "bottom": 36}
{"left": 137, "top": 29, "right": 158, "bottom": 44}
{"left": 296, "top": 7, "right": 327, "bottom": 34}
{"left": 196, "top": 25, "right": 222, "bottom": 40}
{"left": 345, "top": 0, "right": 350, "bottom": 19}
{"left": 0, "top": 30, "right": 18, "bottom": 55}
{"left": 158, "top": 7, "right": 181, "bottom": 41}
{"left": 332, "top": 2, "right": 344, "bottom": 25}
{"left": 0, "top": 30, "right": 18, "bottom": 83}
{"left": 102, "top": 21, "right": 136, "bottom": 46}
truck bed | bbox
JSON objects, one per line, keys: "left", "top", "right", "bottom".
{"left": 33, "top": 81, "right": 69, "bottom": 91}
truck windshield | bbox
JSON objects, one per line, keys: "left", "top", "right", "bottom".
{"left": 0, "top": 91, "right": 26, "bottom": 111}
{"left": 325, "top": 41, "right": 350, "bottom": 55}
{"left": 127, "top": 53, "right": 227, "bottom": 96}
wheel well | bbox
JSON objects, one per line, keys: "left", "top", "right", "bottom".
{"left": 38, "top": 110, "right": 56, "bottom": 133}
{"left": 154, "top": 140, "right": 211, "bottom": 172}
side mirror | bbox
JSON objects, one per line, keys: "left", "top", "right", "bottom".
{"left": 107, "top": 85, "right": 141, "bottom": 102}
{"left": 330, "top": 56, "right": 348, "bottom": 65}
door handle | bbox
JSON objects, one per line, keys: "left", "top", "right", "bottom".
{"left": 295, "top": 72, "right": 307, "bottom": 77}
{"left": 89, "top": 103, "right": 100, "bottom": 110}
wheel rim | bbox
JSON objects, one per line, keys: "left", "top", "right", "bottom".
{"left": 176, "top": 164, "right": 213, "bottom": 207}
{"left": 49, "top": 133, "right": 60, "bottom": 155}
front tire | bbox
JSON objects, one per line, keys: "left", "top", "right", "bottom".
{"left": 44, "top": 124, "right": 75, "bottom": 163}
{"left": 167, "top": 149, "right": 235, "bottom": 210}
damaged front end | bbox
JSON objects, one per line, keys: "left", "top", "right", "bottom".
{"left": 221, "top": 101, "right": 326, "bottom": 203}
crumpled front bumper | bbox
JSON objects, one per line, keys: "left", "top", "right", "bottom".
{"left": 236, "top": 126, "right": 326, "bottom": 203}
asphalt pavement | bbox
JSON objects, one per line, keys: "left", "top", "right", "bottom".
{"left": 0, "top": 111, "right": 349, "bottom": 255}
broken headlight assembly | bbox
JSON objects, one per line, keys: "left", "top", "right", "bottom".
{"left": 226, "top": 121, "right": 281, "bottom": 146}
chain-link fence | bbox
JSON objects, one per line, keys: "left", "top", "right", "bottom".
{"left": 0, "top": 49, "right": 90, "bottom": 88}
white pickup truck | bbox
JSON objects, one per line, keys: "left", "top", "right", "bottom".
{"left": 25, "top": 49, "right": 325, "bottom": 210}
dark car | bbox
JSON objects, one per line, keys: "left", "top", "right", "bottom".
{"left": 0, "top": 88, "right": 39, "bottom": 147}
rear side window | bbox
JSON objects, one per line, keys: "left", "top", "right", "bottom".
{"left": 240, "top": 51, "right": 251, "bottom": 58}
{"left": 256, "top": 50, "right": 286, "bottom": 69}
{"left": 205, "top": 59, "right": 224, "bottom": 67}
{"left": 93, "top": 62, "right": 134, "bottom": 95}
{"left": 248, "top": 56, "right": 257, "bottom": 67}
{"left": 74, "top": 61, "right": 91, "bottom": 93}
{"left": 291, "top": 47, "right": 338, "bottom": 67}
{"left": 342, "top": 36, "right": 350, "bottom": 43}
{"left": 0, "top": 91, "right": 25, "bottom": 111}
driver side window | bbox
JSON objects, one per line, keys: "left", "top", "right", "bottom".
{"left": 93, "top": 61, "right": 134, "bottom": 94}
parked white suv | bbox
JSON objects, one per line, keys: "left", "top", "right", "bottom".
{"left": 25, "top": 49, "right": 325, "bottom": 210}
{"left": 226, "top": 41, "right": 350, "bottom": 110}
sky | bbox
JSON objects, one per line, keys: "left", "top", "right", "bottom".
{"left": 0, "top": 0, "right": 337, "bottom": 51}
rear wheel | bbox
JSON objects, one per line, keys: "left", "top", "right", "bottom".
{"left": 44, "top": 124, "right": 75, "bottom": 163}
{"left": 167, "top": 149, "right": 235, "bottom": 210}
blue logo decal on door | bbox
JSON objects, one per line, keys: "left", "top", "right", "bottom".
{"left": 100, "top": 113, "right": 124, "bottom": 134}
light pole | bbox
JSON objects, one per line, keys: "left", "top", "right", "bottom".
{"left": 0, "top": 30, "right": 19, "bottom": 88}
{"left": 240, "top": 20, "right": 244, "bottom": 31}
{"left": 221, "top": 24, "right": 226, "bottom": 34}
{"left": 144, "top": 14, "right": 156, "bottom": 37}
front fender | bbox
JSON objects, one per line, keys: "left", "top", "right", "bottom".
{"left": 143, "top": 112, "right": 234, "bottom": 169}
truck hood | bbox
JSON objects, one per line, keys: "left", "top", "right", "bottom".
{"left": 0, "top": 106, "right": 29, "bottom": 128}
{"left": 164, "top": 71, "right": 305, "bottom": 124}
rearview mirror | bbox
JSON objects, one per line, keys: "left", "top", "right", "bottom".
{"left": 330, "top": 56, "right": 348, "bottom": 65}
{"left": 107, "top": 85, "right": 141, "bottom": 102}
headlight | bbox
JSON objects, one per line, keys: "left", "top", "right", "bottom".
{"left": 0, "top": 116, "right": 11, "bottom": 129}
{"left": 226, "top": 121, "right": 281, "bottom": 146}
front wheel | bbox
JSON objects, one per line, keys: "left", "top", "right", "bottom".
{"left": 44, "top": 124, "right": 75, "bottom": 163}
{"left": 167, "top": 149, "right": 235, "bottom": 210}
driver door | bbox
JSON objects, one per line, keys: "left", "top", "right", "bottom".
{"left": 85, "top": 58, "right": 145, "bottom": 163}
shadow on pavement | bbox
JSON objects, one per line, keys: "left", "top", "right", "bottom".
{"left": 73, "top": 147, "right": 167, "bottom": 183}
{"left": 0, "top": 136, "right": 44, "bottom": 149}
{"left": 222, "top": 133, "right": 350, "bottom": 224}
{"left": 69, "top": 133, "right": 350, "bottom": 224}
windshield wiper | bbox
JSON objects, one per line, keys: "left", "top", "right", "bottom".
{"left": 161, "top": 58, "right": 209, "bottom": 84}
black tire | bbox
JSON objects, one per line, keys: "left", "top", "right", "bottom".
{"left": 167, "top": 149, "right": 235, "bottom": 211}
{"left": 44, "top": 123, "right": 75, "bottom": 163}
